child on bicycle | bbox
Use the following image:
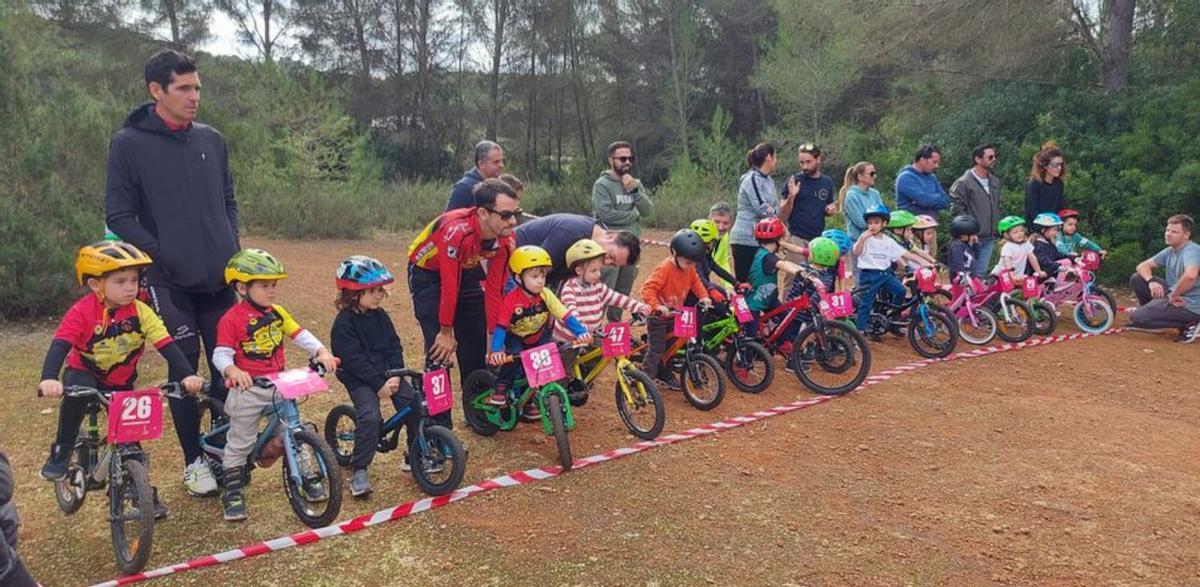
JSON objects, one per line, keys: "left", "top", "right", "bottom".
{"left": 1031, "top": 213, "right": 1070, "bottom": 282}
{"left": 688, "top": 218, "right": 741, "bottom": 303}
{"left": 640, "top": 229, "right": 713, "bottom": 390}
{"left": 487, "top": 246, "right": 591, "bottom": 408}
{"left": 330, "top": 255, "right": 417, "bottom": 498}
{"left": 1055, "top": 209, "right": 1107, "bottom": 257}
{"left": 743, "top": 218, "right": 804, "bottom": 336}
{"left": 912, "top": 215, "right": 940, "bottom": 263}
{"left": 36, "top": 241, "right": 204, "bottom": 519}
{"left": 213, "top": 248, "right": 338, "bottom": 522}
{"left": 991, "top": 215, "right": 1046, "bottom": 280}
{"left": 886, "top": 210, "right": 937, "bottom": 270}
{"left": 555, "top": 239, "right": 649, "bottom": 351}
{"left": 947, "top": 215, "right": 982, "bottom": 299}
{"left": 854, "top": 206, "right": 933, "bottom": 332}
{"left": 779, "top": 236, "right": 841, "bottom": 371}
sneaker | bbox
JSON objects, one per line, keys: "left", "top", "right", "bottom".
{"left": 401, "top": 453, "right": 445, "bottom": 475}
{"left": 221, "top": 489, "right": 247, "bottom": 521}
{"left": 302, "top": 479, "right": 328, "bottom": 503}
{"left": 184, "top": 457, "right": 218, "bottom": 497}
{"left": 655, "top": 374, "right": 681, "bottom": 391}
{"left": 40, "top": 443, "right": 70, "bottom": 481}
{"left": 732, "top": 366, "right": 750, "bottom": 381}
{"left": 350, "top": 469, "right": 371, "bottom": 497}
{"left": 488, "top": 391, "right": 509, "bottom": 406}
{"left": 152, "top": 487, "right": 168, "bottom": 520}
{"left": 784, "top": 358, "right": 797, "bottom": 374}
{"left": 401, "top": 453, "right": 412, "bottom": 473}
{"left": 1176, "top": 322, "right": 1199, "bottom": 344}
{"left": 521, "top": 402, "right": 541, "bottom": 421}
{"left": 778, "top": 341, "right": 793, "bottom": 358}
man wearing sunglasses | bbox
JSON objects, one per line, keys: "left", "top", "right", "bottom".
{"left": 593, "top": 141, "right": 656, "bottom": 321}
{"left": 408, "top": 179, "right": 520, "bottom": 426}
{"left": 950, "top": 144, "right": 1004, "bottom": 274}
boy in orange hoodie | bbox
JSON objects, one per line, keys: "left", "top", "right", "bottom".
{"left": 640, "top": 229, "right": 712, "bottom": 390}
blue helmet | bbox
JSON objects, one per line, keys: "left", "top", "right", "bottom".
{"left": 336, "top": 255, "right": 394, "bottom": 290}
{"left": 1032, "top": 212, "right": 1063, "bottom": 228}
{"left": 863, "top": 205, "right": 891, "bottom": 223}
{"left": 821, "top": 228, "right": 853, "bottom": 256}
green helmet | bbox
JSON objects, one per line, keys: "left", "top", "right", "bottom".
{"left": 689, "top": 219, "right": 720, "bottom": 244}
{"left": 225, "top": 248, "right": 287, "bottom": 284}
{"left": 997, "top": 215, "right": 1026, "bottom": 235}
{"left": 808, "top": 237, "right": 840, "bottom": 267}
{"left": 887, "top": 210, "right": 917, "bottom": 229}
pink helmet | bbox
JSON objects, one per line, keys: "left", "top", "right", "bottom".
{"left": 913, "top": 215, "right": 939, "bottom": 230}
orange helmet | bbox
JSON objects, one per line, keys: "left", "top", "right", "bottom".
{"left": 75, "top": 241, "right": 152, "bottom": 285}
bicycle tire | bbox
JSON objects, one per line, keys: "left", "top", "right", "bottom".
{"left": 461, "top": 370, "right": 500, "bottom": 437}
{"left": 109, "top": 458, "right": 154, "bottom": 575}
{"left": 283, "top": 429, "right": 343, "bottom": 528}
{"left": 957, "top": 305, "right": 998, "bottom": 345}
{"left": 410, "top": 425, "right": 467, "bottom": 496}
{"left": 322, "top": 403, "right": 358, "bottom": 468}
{"left": 994, "top": 297, "right": 1034, "bottom": 343}
{"left": 792, "top": 320, "right": 872, "bottom": 395}
{"left": 1074, "top": 296, "right": 1114, "bottom": 333}
{"left": 545, "top": 394, "right": 573, "bottom": 470}
{"left": 723, "top": 340, "right": 774, "bottom": 394}
{"left": 681, "top": 353, "right": 725, "bottom": 411}
{"left": 907, "top": 303, "right": 959, "bottom": 358}
{"left": 55, "top": 441, "right": 88, "bottom": 514}
{"left": 615, "top": 368, "right": 665, "bottom": 440}
{"left": 1029, "top": 298, "right": 1058, "bottom": 336}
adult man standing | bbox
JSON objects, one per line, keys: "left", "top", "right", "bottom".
{"left": 515, "top": 213, "right": 641, "bottom": 290}
{"left": 950, "top": 144, "right": 1004, "bottom": 274}
{"left": 408, "top": 179, "right": 520, "bottom": 426}
{"left": 780, "top": 143, "right": 836, "bottom": 247}
{"left": 593, "top": 141, "right": 655, "bottom": 321}
{"left": 1128, "top": 214, "right": 1200, "bottom": 343}
{"left": 896, "top": 145, "right": 950, "bottom": 218}
{"left": 446, "top": 140, "right": 505, "bottom": 211}
{"left": 105, "top": 49, "right": 237, "bottom": 498}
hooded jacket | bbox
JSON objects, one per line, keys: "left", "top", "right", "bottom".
{"left": 592, "top": 172, "right": 654, "bottom": 236}
{"left": 105, "top": 102, "right": 240, "bottom": 293}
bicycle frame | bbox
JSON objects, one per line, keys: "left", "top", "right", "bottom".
{"left": 572, "top": 344, "right": 642, "bottom": 405}
{"left": 1033, "top": 261, "right": 1103, "bottom": 319}
{"left": 199, "top": 391, "right": 325, "bottom": 491}
{"left": 944, "top": 273, "right": 991, "bottom": 328}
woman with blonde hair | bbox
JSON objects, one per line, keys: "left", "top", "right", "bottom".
{"left": 1024, "top": 141, "right": 1068, "bottom": 226}
{"left": 840, "top": 161, "right": 884, "bottom": 282}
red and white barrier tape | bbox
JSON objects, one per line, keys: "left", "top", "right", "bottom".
{"left": 92, "top": 327, "right": 1125, "bottom": 587}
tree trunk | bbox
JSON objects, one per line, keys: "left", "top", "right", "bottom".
{"left": 665, "top": 0, "right": 690, "bottom": 159}
{"left": 262, "top": 0, "right": 274, "bottom": 62}
{"left": 1100, "top": 0, "right": 1134, "bottom": 91}
{"left": 349, "top": 0, "right": 372, "bottom": 77}
{"left": 164, "top": 0, "right": 181, "bottom": 47}
{"left": 487, "top": 0, "right": 507, "bottom": 141}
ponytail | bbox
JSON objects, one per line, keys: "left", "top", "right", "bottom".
{"left": 745, "top": 142, "right": 776, "bottom": 169}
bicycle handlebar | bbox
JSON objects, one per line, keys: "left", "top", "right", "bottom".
{"left": 38, "top": 382, "right": 192, "bottom": 402}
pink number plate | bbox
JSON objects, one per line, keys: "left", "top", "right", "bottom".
{"left": 819, "top": 292, "right": 854, "bottom": 319}
{"left": 731, "top": 295, "right": 754, "bottom": 324}
{"left": 1022, "top": 276, "right": 1040, "bottom": 298}
{"left": 916, "top": 266, "right": 938, "bottom": 293}
{"left": 108, "top": 389, "right": 164, "bottom": 444}
{"left": 268, "top": 368, "right": 329, "bottom": 400}
{"left": 422, "top": 368, "right": 454, "bottom": 416}
{"left": 673, "top": 306, "right": 698, "bottom": 337}
{"left": 997, "top": 271, "right": 1015, "bottom": 292}
{"left": 602, "top": 322, "right": 632, "bottom": 358}
{"left": 520, "top": 343, "right": 566, "bottom": 387}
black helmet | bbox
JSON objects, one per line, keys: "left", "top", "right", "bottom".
{"left": 669, "top": 229, "right": 707, "bottom": 263}
{"left": 950, "top": 214, "right": 981, "bottom": 238}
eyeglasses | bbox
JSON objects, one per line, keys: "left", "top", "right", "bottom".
{"left": 613, "top": 156, "right": 634, "bottom": 163}
{"left": 867, "top": 171, "right": 877, "bottom": 177}
{"left": 484, "top": 207, "right": 523, "bottom": 221}
{"left": 1048, "top": 161, "right": 1064, "bottom": 169}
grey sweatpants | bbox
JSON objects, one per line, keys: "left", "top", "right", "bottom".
{"left": 222, "top": 385, "right": 277, "bottom": 470}
{"left": 1128, "top": 274, "right": 1200, "bottom": 330}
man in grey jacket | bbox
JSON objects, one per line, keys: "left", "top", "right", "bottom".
{"left": 592, "top": 141, "right": 655, "bottom": 321}
{"left": 950, "top": 144, "right": 1003, "bottom": 274}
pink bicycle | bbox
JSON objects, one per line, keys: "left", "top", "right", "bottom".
{"left": 939, "top": 272, "right": 1000, "bottom": 345}
{"left": 1020, "top": 250, "right": 1115, "bottom": 334}
{"left": 938, "top": 268, "right": 1035, "bottom": 344}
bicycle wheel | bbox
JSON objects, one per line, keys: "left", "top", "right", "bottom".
{"left": 1073, "top": 296, "right": 1114, "bottom": 333}
{"left": 723, "top": 340, "right": 774, "bottom": 394}
{"left": 55, "top": 442, "right": 88, "bottom": 514}
{"left": 545, "top": 394, "right": 573, "bottom": 470}
{"left": 461, "top": 370, "right": 500, "bottom": 437}
{"left": 1093, "top": 285, "right": 1121, "bottom": 317}
{"left": 681, "top": 353, "right": 725, "bottom": 411}
{"left": 957, "top": 305, "right": 998, "bottom": 345}
{"left": 792, "top": 320, "right": 872, "bottom": 395}
{"left": 615, "top": 368, "right": 665, "bottom": 440}
{"left": 282, "top": 429, "right": 343, "bottom": 528}
{"left": 929, "top": 287, "right": 955, "bottom": 308}
{"left": 906, "top": 304, "right": 958, "bottom": 358}
{"left": 322, "top": 404, "right": 357, "bottom": 468}
{"left": 1029, "top": 298, "right": 1058, "bottom": 336}
{"left": 994, "top": 298, "right": 1034, "bottom": 343}
{"left": 410, "top": 425, "right": 467, "bottom": 496}
{"left": 109, "top": 458, "right": 154, "bottom": 575}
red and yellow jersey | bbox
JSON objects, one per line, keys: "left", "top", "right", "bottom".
{"left": 216, "top": 300, "right": 305, "bottom": 377}
{"left": 407, "top": 207, "right": 513, "bottom": 329}
{"left": 498, "top": 287, "right": 571, "bottom": 344}
{"left": 53, "top": 295, "right": 173, "bottom": 388}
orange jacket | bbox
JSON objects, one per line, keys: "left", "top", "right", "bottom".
{"left": 640, "top": 258, "right": 710, "bottom": 311}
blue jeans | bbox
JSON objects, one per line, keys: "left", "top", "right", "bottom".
{"left": 973, "top": 237, "right": 996, "bottom": 277}
{"left": 856, "top": 269, "right": 907, "bottom": 331}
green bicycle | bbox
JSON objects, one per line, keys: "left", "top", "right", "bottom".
{"left": 697, "top": 305, "right": 774, "bottom": 394}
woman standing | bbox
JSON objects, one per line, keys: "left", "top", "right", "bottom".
{"left": 731, "top": 143, "right": 782, "bottom": 281}
{"left": 1025, "top": 142, "right": 1068, "bottom": 226}
{"left": 839, "top": 161, "right": 884, "bottom": 282}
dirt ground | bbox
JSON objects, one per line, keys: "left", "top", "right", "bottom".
{"left": 2, "top": 232, "right": 1197, "bottom": 587}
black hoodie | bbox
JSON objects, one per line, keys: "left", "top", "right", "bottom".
{"left": 105, "top": 102, "right": 240, "bottom": 293}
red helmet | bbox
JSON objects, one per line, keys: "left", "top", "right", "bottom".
{"left": 1058, "top": 208, "right": 1080, "bottom": 220}
{"left": 754, "top": 217, "right": 786, "bottom": 241}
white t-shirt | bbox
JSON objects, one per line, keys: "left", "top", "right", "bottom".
{"left": 992, "top": 241, "right": 1035, "bottom": 276}
{"left": 857, "top": 234, "right": 907, "bottom": 271}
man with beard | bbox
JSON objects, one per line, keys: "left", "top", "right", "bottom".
{"left": 592, "top": 141, "right": 655, "bottom": 321}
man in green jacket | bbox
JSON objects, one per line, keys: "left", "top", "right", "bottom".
{"left": 593, "top": 141, "right": 655, "bottom": 321}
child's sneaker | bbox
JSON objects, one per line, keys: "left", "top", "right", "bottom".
{"left": 401, "top": 453, "right": 444, "bottom": 474}
{"left": 350, "top": 469, "right": 371, "bottom": 497}
{"left": 221, "top": 467, "right": 247, "bottom": 521}
{"left": 489, "top": 384, "right": 510, "bottom": 406}
{"left": 184, "top": 457, "right": 218, "bottom": 497}
{"left": 40, "top": 443, "right": 70, "bottom": 481}
{"left": 655, "top": 373, "right": 681, "bottom": 391}
{"left": 302, "top": 479, "right": 328, "bottom": 503}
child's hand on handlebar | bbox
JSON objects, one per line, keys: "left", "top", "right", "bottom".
{"left": 314, "top": 349, "right": 340, "bottom": 375}
{"left": 698, "top": 298, "right": 714, "bottom": 310}
{"left": 224, "top": 365, "right": 253, "bottom": 390}
{"left": 181, "top": 375, "right": 204, "bottom": 395}
{"left": 487, "top": 351, "right": 509, "bottom": 367}
{"left": 573, "top": 332, "right": 593, "bottom": 347}
{"left": 38, "top": 379, "right": 63, "bottom": 399}
{"left": 655, "top": 305, "right": 672, "bottom": 318}
{"left": 378, "top": 376, "right": 401, "bottom": 399}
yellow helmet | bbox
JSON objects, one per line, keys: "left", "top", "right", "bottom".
{"left": 689, "top": 219, "right": 720, "bottom": 244}
{"left": 565, "top": 239, "right": 606, "bottom": 268}
{"left": 224, "top": 248, "right": 287, "bottom": 284}
{"left": 75, "top": 240, "right": 153, "bottom": 285}
{"left": 508, "top": 245, "right": 552, "bottom": 275}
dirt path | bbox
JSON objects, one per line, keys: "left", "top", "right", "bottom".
{"left": 2, "top": 233, "right": 1196, "bottom": 586}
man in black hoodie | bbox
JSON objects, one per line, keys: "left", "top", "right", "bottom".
{"left": 105, "top": 49, "right": 238, "bottom": 498}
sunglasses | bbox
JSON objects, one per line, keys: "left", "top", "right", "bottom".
{"left": 798, "top": 143, "right": 821, "bottom": 156}
{"left": 484, "top": 207, "right": 523, "bottom": 221}
{"left": 1048, "top": 161, "right": 1064, "bottom": 168}
{"left": 867, "top": 171, "right": 877, "bottom": 177}
{"left": 613, "top": 156, "right": 634, "bottom": 163}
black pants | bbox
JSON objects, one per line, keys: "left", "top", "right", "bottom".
{"left": 146, "top": 285, "right": 236, "bottom": 465}
{"left": 0, "top": 542, "right": 37, "bottom": 587}
{"left": 640, "top": 316, "right": 673, "bottom": 380}
{"left": 732, "top": 244, "right": 759, "bottom": 283}
{"left": 55, "top": 369, "right": 124, "bottom": 447}
{"left": 408, "top": 266, "right": 488, "bottom": 429}
{"left": 347, "top": 382, "right": 418, "bottom": 470}
{"left": 1128, "top": 273, "right": 1200, "bottom": 329}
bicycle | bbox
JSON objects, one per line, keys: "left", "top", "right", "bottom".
{"left": 627, "top": 308, "right": 727, "bottom": 410}
{"left": 971, "top": 271, "right": 1036, "bottom": 343}
{"left": 43, "top": 382, "right": 188, "bottom": 575}
{"left": 754, "top": 269, "right": 872, "bottom": 395}
{"left": 567, "top": 323, "right": 666, "bottom": 440}
{"left": 940, "top": 272, "right": 1001, "bottom": 345}
{"left": 1021, "top": 252, "right": 1116, "bottom": 334}
{"left": 461, "top": 341, "right": 579, "bottom": 470}
{"left": 853, "top": 268, "right": 960, "bottom": 358}
{"left": 696, "top": 301, "right": 774, "bottom": 394}
{"left": 195, "top": 362, "right": 342, "bottom": 528}
{"left": 323, "top": 364, "right": 467, "bottom": 496}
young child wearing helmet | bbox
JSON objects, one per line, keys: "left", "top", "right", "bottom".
{"left": 37, "top": 242, "right": 205, "bottom": 519}
{"left": 821, "top": 228, "right": 854, "bottom": 288}
{"left": 555, "top": 239, "right": 650, "bottom": 343}
{"left": 688, "top": 218, "right": 739, "bottom": 303}
{"left": 1055, "top": 209, "right": 1107, "bottom": 258}
{"left": 639, "top": 229, "right": 713, "bottom": 390}
{"left": 990, "top": 216, "right": 1046, "bottom": 280}
{"left": 853, "top": 205, "right": 934, "bottom": 332}
{"left": 329, "top": 255, "right": 417, "bottom": 497}
{"left": 744, "top": 218, "right": 804, "bottom": 333}
{"left": 947, "top": 215, "right": 983, "bottom": 297}
{"left": 1031, "top": 213, "right": 1070, "bottom": 281}
{"left": 911, "top": 214, "right": 940, "bottom": 263}
{"left": 486, "top": 246, "right": 591, "bottom": 406}
{"left": 213, "top": 248, "right": 339, "bottom": 522}
{"left": 886, "top": 210, "right": 937, "bottom": 270}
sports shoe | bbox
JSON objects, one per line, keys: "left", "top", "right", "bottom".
{"left": 401, "top": 453, "right": 444, "bottom": 474}
{"left": 302, "top": 478, "right": 328, "bottom": 503}
{"left": 221, "top": 489, "right": 247, "bottom": 521}
{"left": 184, "top": 457, "right": 218, "bottom": 497}
{"left": 152, "top": 487, "right": 168, "bottom": 520}
{"left": 655, "top": 374, "right": 681, "bottom": 391}
{"left": 40, "top": 443, "right": 70, "bottom": 481}
{"left": 350, "top": 469, "right": 372, "bottom": 497}
{"left": 488, "top": 390, "right": 509, "bottom": 406}
{"left": 784, "top": 358, "right": 797, "bottom": 374}
{"left": 1177, "top": 322, "right": 1199, "bottom": 344}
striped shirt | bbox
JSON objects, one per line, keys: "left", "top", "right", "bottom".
{"left": 554, "top": 277, "right": 649, "bottom": 341}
